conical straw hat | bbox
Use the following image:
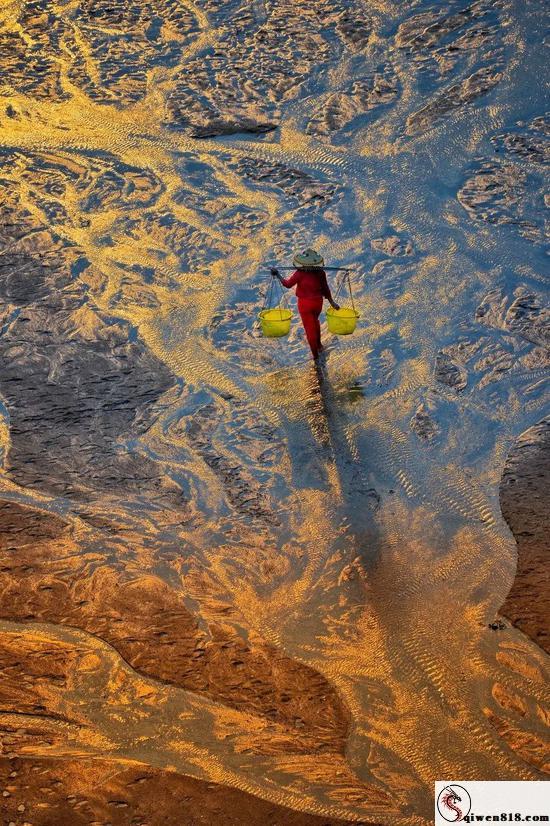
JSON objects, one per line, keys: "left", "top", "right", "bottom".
{"left": 293, "top": 248, "right": 324, "bottom": 268}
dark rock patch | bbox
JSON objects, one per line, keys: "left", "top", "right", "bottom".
{"left": 499, "top": 419, "right": 550, "bottom": 654}
{"left": 410, "top": 404, "right": 439, "bottom": 441}
{"left": 406, "top": 66, "right": 502, "bottom": 135}
{"left": 306, "top": 69, "right": 398, "bottom": 140}
{"left": 435, "top": 351, "right": 467, "bottom": 391}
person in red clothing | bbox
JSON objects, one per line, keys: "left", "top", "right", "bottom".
{"left": 271, "top": 249, "right": 339, "bottom": 360}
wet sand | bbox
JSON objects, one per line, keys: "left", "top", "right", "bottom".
{"left": 0, "top": 499, "right": 369, "bottom": 825}
{"left": 0, "top": 428, "right": 547, "bottom": 826}
{"left": 0, "top": 759, "right": 359, "bottom": 826}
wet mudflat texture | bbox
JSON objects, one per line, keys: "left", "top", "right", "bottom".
{"left": 0, "top": 759, "right": 357, "bottom": 826}
{"left": 0, "top": 0, "right": 548, "bottom": 824}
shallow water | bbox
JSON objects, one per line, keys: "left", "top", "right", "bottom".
{"left": 0, "top": 0, "right": 548, "bottom": 822}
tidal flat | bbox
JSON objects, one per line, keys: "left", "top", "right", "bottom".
{"left": 0, "top": 0, "right": 548, "bottom": 824}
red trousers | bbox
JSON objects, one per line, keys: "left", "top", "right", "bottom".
{"left": 298, "top": 296, "right": 323, "bottom": 358}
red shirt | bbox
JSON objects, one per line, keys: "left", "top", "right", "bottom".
{"left": 281, "top": 269, "right": 333, "bottom": 300}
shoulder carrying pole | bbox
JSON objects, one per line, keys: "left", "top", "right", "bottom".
{"left": 270, "top": 266, "right": 352, "bottom": 271}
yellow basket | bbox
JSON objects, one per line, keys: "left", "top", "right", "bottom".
{"left": 326, "top": 306, "right": 359, "bottom": 335}
{"left": 259, "top": 308, "right": 293, "bottom": 337}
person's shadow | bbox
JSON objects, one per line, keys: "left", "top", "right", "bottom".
{"left": 265, "top": 357, "right": 380, "bottom": 562}
{"left": 313, "top": 358, "right": 380, "bottom": 550}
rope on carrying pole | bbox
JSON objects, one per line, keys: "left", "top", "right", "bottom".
{"left": 262, "top": 273, "right": 274, "bottom": 311}
{"left": 333, "top": 270, "right": 356, "bottom": 312}
{"left": 274, "top": 275, "right": 287, "bottom": 320}
{"left": 334, "top": 267, "right": 355, "bottom": 312}
{"left": 334, "top": 272, "right": 345, "bottom": 302}
{"left": 347, "top": 272, "right": 356, "bottom": 313}
{"left": 262, "top": 270, "right": 288, "bottom": 320}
